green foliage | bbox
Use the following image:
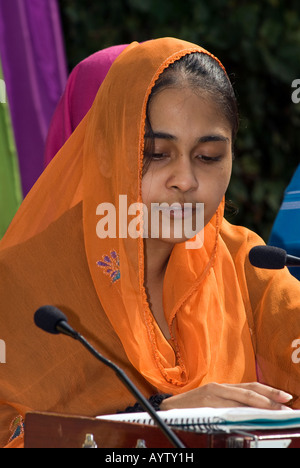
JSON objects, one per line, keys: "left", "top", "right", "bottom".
{"left": 59, "top": 0, "right": 300, "bottom": 241}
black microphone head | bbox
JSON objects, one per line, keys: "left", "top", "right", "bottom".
{"left": 249, "top": 245, "right": 287, "bottom": 269}
{"left": 34, "top": 305, "right": 68, "bottom": 334}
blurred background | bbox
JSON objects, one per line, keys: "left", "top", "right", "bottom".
{"left": 1, "top": 0, "right": 300, "bottom": 241}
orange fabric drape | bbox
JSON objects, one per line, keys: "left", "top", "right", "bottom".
{"left": 1, "top": 38, "right": 300, "bottom": 448}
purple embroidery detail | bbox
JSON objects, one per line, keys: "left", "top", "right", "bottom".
{"left": 97, "top": 250, "right": 120, "bottom": 283}
{"left": 8, "top": 415, "right": 25, "bottom": 443}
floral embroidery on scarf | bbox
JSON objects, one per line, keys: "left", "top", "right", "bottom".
{"left": 97, "top": 250, "right": 120, "bottom": 283}
{"left": 8, "top": 415, "right": 25, "bottom": 443}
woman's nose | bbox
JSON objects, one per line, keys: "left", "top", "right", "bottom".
{"left": 166, "top": 156, "right": 199, "bottom": 193}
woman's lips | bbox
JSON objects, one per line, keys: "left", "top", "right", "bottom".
{"left": 152, "top": 203, "right": 195, "bottom": 219}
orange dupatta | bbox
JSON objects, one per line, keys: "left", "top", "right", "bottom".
{"left": 0, "top": 38, "right": 258, "bottom": 394}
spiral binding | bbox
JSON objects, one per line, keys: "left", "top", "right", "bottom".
{"left": 129, "top": 416, "right": 228, "bottom": 433}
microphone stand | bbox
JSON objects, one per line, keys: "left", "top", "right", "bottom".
{"left": 57, "top": 323, "right": 186, "bottom": 449}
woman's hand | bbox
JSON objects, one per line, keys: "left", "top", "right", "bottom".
{"left": 160, "top": 382, "right": 293, "bottom": 411}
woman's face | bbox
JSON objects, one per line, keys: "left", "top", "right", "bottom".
{"left": 142, "top": 86, "right": 233, "bottom": 245}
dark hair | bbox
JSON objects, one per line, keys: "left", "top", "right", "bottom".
{"left": 143, "top": 52, "right": 239, "bottom": 174}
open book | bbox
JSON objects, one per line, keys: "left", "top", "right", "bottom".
{"left": 97, "top": 407, "right": 300, "bottom": 433}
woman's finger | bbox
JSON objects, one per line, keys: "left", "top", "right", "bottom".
{"left": 212, "top": 382, "right": 293, "bottom": 410}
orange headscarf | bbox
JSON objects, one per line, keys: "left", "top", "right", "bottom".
{"left": 0, "top": 38, "right": 256, "bottom": 392}
{"left": 1, "top": 40, "right": 300, "bottom": 436}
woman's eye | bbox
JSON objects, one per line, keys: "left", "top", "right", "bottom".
{"left": 153, "top": 153, "right": 167, "bottom": 159}
{"left": 145, "top": 152, "right": 168, "bottom": 160}
{"left": 197, "top": 155, "right": 221, "bottom": 163}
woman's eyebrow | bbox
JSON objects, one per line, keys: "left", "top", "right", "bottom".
{"left": 144, "top": 131, "right": 176, "bottom": 140}
{"left": 145, "top": 131, "right": 230, "bottom": 143}
{"left": 198, "top": 135, "right": 230, "bottom": 143}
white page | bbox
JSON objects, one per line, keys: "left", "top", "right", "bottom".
{"left": 97, "top": 407, "right": 300, "bottom": 432}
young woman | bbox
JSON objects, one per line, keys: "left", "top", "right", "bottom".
{"left": 1, "top": 38, "right": 300, "bottom": 448}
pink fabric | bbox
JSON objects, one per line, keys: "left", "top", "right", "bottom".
{"left": 44, "top": 44, "right": 128, "bottom": 166}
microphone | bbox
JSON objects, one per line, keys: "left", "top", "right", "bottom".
{"left": 249, "top": 245, "right": 300, "bottom": 270}
{"left": 34, "top": 305, "right": 185, "bottom": 449}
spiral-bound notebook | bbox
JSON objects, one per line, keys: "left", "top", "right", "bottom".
{"left": 97, "top": 407, "right": 300, "bottom": 433}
